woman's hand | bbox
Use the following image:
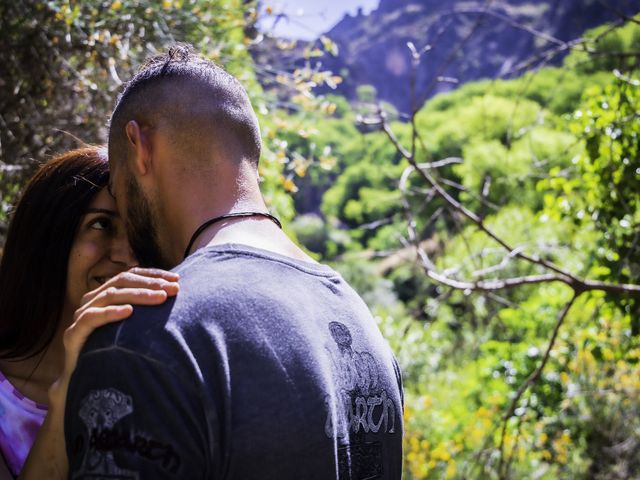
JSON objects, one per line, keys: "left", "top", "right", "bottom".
{"left": 19, "top": 268, "right": 179, "bottom": 480}
{"left": 60, "top": 267, "right": 180, "bottom": 380}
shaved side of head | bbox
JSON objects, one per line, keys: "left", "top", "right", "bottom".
{"left": 108, "top": 44, "right": 261, "bottom": 169}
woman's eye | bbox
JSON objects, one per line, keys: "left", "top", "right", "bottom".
{"left": 88, "top": 217, "right": 113, "bottom": 231}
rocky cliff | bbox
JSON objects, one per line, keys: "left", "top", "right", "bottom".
{"left": 253, "top": 0, "right": 639, "bottom": 114}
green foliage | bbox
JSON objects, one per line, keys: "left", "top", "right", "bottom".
{"left": 437, "top": 205, "right": 583, "bottom": 279}
{"left": 425, "top": 68, "right": 613, "bottom": 116}
{"left": 564, "top": 16, "right": 640, "bottom": 74}
{"left": 289, "top": 213, "right": 328, "bottom": 255}
{"left": 416, "top": 94, "right": 543, "bottom": 161}
{"left": 356, "top": 83, "right": 378, "bottom": 103}
{"left": 570, "top": 81, "right": 640, "bottom": 286}
{"left": 454, "top": 126, "right": 580, "bottom": 209}
{"left": 1, "top": 0, "right": 349, "bottom": 238}
{"left": 322, "top": 159, "right": 406, "bottom": 230}
{"left": 309, "top": 17, "right": 640, "bottom": 480}
{"left": 0, "top": 0, "right": 270, "bottom": 236}
{"left": 0, "top": 0, "right": 255, "bottom": 164}
{"left": 539, "top": 77, "right": 640, "bottom": 338}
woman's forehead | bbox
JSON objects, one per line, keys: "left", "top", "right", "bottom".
{"left": 87, "top": 188, "right": 117, "bottom": 212}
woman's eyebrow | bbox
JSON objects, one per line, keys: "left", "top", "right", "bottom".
{"left": 85, "top": 208, "right": 117, "bottom": 216}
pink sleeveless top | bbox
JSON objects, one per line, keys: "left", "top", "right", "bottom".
{"left": 0, "top": 370, "right": 47, "bottom": 476}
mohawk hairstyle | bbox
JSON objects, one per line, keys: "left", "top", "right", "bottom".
{"left": 108, "top": 43, "right": 261, "bottom": 166}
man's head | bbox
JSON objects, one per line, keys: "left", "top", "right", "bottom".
{"left": 108, "top": 44, "right": 262, "bottom": 268}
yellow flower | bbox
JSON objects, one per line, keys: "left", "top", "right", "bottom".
{"left": 294, "top": 163, "right": 308, "bottom": 177}
{"left": 319, "top": 155, "right": 337, "bottom": 171}
{"left": 446, "top": 461, "right": 457, "bottom": 479}
{"left": 469, "top": 426, "right": 485, "bottom": 443}
{"left": 322, "top": 102, "right": 337, "bottom": 115}
{"left": 403, "top": 404, "right": 412, "bottom": 421}
{"left": 538, "top": 432, "right": 548, "bottom": 445}
{"left": 409, "top": 436, "right": 420, "bottom": 451}
{"left": 281, "top": 177, "right": 298, "bottom": 193}
{"left": 476, "top": 406, "right": 491, "bottom": 418}
{"left": 431, "top": 443, "right": 451, "bottom": 462}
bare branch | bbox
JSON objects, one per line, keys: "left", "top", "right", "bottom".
{"left": 0, "top": 164, "right": 29, "bottom": 172}
{"left": 438, "top": 177, "right": 501, "bottom": 212}
{"left": 497, "top": 294, "right": 578, "bottom": 474}
{"left": 385, "top": 79, "right": 640, "bottom": 307}
{"left": 416, "top": 157, "right": 463, "bottom": 169}
{"left": 384, "top": 121, "right": 581, "bottom": 278}
{"left": 501, "top": 18, "right": 626, "bottom": 78}
{"left": 426, "top": 270, "right": 567, "bottom": 292}
{"left": 419, "top": 0, "right": 497, "bottom": 104}
{"left": 471, "top": 246, "right": 526, "bottom": 278}
{"left": 594, "top": 0, "right": 640, "bottom": 26}
{"left": 442, "top": 8, "right": 570, "bottom": 49}
{"left": 504, "top": 294, "right": 577, "bottom": 420}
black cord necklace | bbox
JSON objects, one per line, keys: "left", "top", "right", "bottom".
{"left": 183, "top": 211, "right": 282, "bottom": 259}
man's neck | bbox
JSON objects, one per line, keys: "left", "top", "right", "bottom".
{"left": 189, "top": 215, "right": 317, "bottom": 264}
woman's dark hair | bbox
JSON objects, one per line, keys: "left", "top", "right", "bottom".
{"left": 0, "top": 146, "right": 109, "bottom": 359}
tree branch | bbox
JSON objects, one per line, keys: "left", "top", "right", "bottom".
{"left": 384, "top": 120, "right": 640, "bottom": 297}
{"left": 497, "top": 294, "right": 577, "bottom": 475}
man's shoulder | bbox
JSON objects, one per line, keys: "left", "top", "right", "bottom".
{"left": 77, "top": 247, "right": 269, "bottom": 360}
{"left": 80, "top": 296, "right": 179, "bottom": 358}
{"left": 80, "top": 244, "right": 351, "bottom": 362}
{"left": 172, "top": 243, "right": 347, "bottom": 303}
{"left": 178, "top": 243, "right": 336, "bottom": 276}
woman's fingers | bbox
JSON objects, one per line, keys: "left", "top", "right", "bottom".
{"left": 91, "top": 269, "right": 179, "bottom": 293}
{"left": 128, "top": 267, "right": 179, "bottom": 281}
{"left": 72, "top": 269, "right": 178, "bottom": 340}
{"left": 80, "top": 269, "right": 179, "bottom": 305}
{"left": 81, "top": 287, "right": 170, "bottom": 310}
{"left": 68, "top": 305, "right": 133, "bottom": 339}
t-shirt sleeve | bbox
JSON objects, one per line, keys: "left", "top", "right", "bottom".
{"left": 64, "top": 346, "right": 210, "bottom": 479}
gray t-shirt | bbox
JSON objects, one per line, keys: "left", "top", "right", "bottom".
{"left": 65, "top": 244, "right": 403, "bottom": 479}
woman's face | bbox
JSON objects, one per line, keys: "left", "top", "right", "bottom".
{"left": 65, "top": 187, "right": 137, "bottom": 313}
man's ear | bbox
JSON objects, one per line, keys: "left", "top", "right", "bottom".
{"left": 125, "top": 120, "right": 151, "bottom": 176}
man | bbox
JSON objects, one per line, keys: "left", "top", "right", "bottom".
{"left": 65, "top": 44, "right": 403, "bottom": 479}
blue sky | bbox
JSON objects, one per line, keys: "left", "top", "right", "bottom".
{"left": 258, "top": 0, "right": 380, "bottom": 40}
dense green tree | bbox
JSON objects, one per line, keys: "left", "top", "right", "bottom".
{"left": 304, "top": 15, "right": 640, "bottom": 480}
{"left": 0, "top": 0, "right": 263, "bottom": 237}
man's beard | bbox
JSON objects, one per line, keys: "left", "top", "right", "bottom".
{"left": 124, "top": 174, "right": 172, "bottom": 269}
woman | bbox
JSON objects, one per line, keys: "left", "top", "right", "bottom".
{"left": 0, "top": 146, "right": 179, "bottom": 478}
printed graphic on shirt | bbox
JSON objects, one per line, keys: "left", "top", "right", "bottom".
{"left": 324, "top": 321, "right": 398, "bottom": 479}
{"left": 72, "top": 388, "right": 181, "bottom": 479}
{"left": 324, "top": 321, "right": 397, "bottom": 438}
{"left": 73, "top": 388, "right": 139, "bottom": 480}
